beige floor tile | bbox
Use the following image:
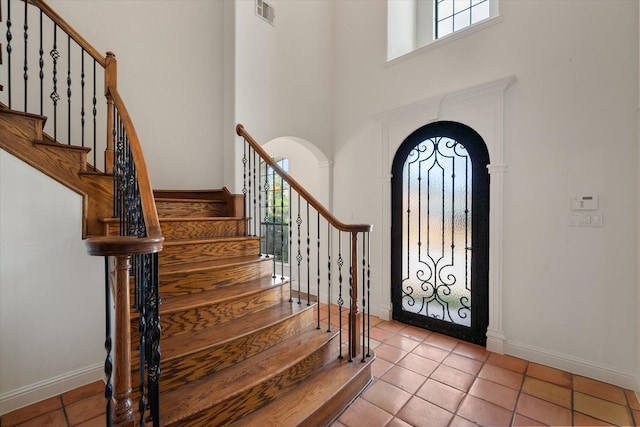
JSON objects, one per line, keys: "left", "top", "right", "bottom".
{"left": 478, "top": 363, "right": 524, "bottom": 390}
{"left": 526, "top": 363, "right": 572, "bottom": 388}
{"left": 468, "top": 377, "right": 519, "bottom": 411}
{"left": 573, "top": 391, "right": 632, "bottom": 426}
{"left": 338, "top": 398, "right": 392, "bottom": 427}
{"left": 456, "top": 394, "right": 513, "bottom": 426}
{"left": 573, "top": 375, "right": 627, "bottom": 405}
{"left": 397, "top": 396, "right": 453, "bottom": 427}
{"left": 415, "top": 378, "right": 465, "bottom": 413}
{"left": 516, "top": 393, "right": 572, "bottom": 426}
{"left": 521, "top": 376, "right": 571, "bottom": 408}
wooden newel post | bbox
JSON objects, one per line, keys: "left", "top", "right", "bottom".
{"left": 112, "top": 253, "right": 134, "bottom": 426}
{"left": 85, "top": 236, "right": 164, "bottom": 427}
{"left": 350, "top": 232, "right": 361, "bottom": 359}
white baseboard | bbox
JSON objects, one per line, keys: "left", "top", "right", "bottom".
{"left": 0, "top": 363, "right": 104, "bottom": 416}
{"left": 504, "top": 339, "right": 636, "bottom": 390}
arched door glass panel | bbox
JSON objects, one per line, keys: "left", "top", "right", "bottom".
{"left": 391, "top": 121, "right": 489, "bottom": 345}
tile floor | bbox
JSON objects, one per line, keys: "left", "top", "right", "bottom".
{"left": 334, "top": 317, "right": 640, "bottom": 427}
{"left": 2, "top": 316, "right": 639, "bottom": 427}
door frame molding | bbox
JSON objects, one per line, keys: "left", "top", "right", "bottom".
{"left": 374, "top": 75, "right": 516, "bottom": 352}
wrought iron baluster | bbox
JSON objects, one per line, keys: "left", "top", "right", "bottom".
{"left": 295, "top": 194, "right": 302, "bottom": 304}
{"left": 137, "top": 253, "right": 148, "bottom": 427}
{"left": 80, "top": 49, "right": 85, "bottom": 148}
{"left": 147, "top": 252, "right": 161, "bottom": 427}
{"left": 288, "top": 185, "right": 293, "bottom": 302}
{"left": 92, "top": 59, "right": 97, "bottom": 167}
{"left": 22, "top": 0, "right": 27, "bottom": 112}
{"left": 270, "top": 164, "right": 276, "bottom": 276}
{"left": 280, "top": 165, "right": 285, "bottom": 282}
{"left": 366, "top": 232, "right": 371, "bottom": 358}
{"left": 253, "top": 148, "right": 257, "bottom": 237}
{"left": 242, "top": 141, "right": 248, "bottom": 229}
{"left": 337, "top": 232, "right": 344, "bottom": 359}
{"left": 103, "top": 257, "right": 113, "bottom": 427}
{"left": 348, "top": 234, "right": 353, "bottom": 362}
{"left": 247, "top": 144, "right": 252, "bottom": 236}
{"left": 38, "top": 10, "right": 43, "bottom": 115}
{"left": 50, "top": 23, "right": 59, "bottom": 141}
{"left": 326, "top": 222, "right": 331, "bottom": 332}
{"left": 306, "top": 201, "right": 310, "bottom": 306}
{"left": 6, "top": 0, "right": 12, "bottom": 107}
{"left": 66, "top": 35, "right": 71, "bottom": 145}
{"left": 316, "top": 212, "right": 320, "bottom": 329}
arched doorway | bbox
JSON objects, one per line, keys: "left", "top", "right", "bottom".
{"left": 391, "top": 121, "right": 490, "bottom": 346}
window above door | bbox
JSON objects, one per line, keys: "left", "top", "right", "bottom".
{"left": 387, "top": 0, "right": 501, "bottom": 61}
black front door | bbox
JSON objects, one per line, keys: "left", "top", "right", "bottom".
{"left": 391, "top": 121, "right": 490, "bottom": 346}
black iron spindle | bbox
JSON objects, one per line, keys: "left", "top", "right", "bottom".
{"left": 92, "top": 59, "right": 97, "bottom": 167}
{"left": 295, "top": 194, "right": 302, "bottom": 304}
{"left": 306, "top": 202, "right": 310, "bottom": 306}
{"left": 67, "top": 35, "right": 71, "bottom": 145}
{"left": 288, "top": 185, "right": 293, "bottom": 302}
{"left": 22, "top": 0, "right": 27, "bottom": 112}
{"left": 50, "top": 23, "right": 59, "bottom": 141}
{"left": 147, "top": 252, "right": 161, "bottom": 427}
{"left": 38, "top": 10, "right": 43, "bottom": 115}
{"left": 104, "top": 257, "right": 113, "bottom": 427}
{"left": 316, "top": 212, "right": 321, "bottom": 329}
{"left": 270, "top": 164, "right": 276, "bottom": 276}
{"left": 6, "top": 0, "right": 12, "bottom": 107}
{"left": 253, "top": 149, "right": 257, "bottom": 237}
{"left": 280, "top": 162, "right": 285, "bottom": 281}
{"left": 348, "top": 234, "right": 353, "bottom": 362}
{"left": 137, "top": 252, "right": 148, "bottom": 427}
{"left": 337, "top": 232, "right": 344, "bottom": 359}
{"left": 80, "top": 49, "right": 85, "bottom": 148}
{"left": 242, "top": 141, "right": 248, "bottom": 228}
{"left": 326, "top": 222, "right": 331, "bottom": 333}
{"left": 366, "top": 232, "right": 371, "bottom": 358}
{"left": 361, "top": 233, "right": 367, "bottom": 362}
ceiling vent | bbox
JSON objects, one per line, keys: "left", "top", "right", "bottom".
{"left": 256, "top": 0, "right": 275, "bottom": 26}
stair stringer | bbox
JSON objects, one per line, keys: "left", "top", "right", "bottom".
{"left": 0, "top": 108, "right": 113, "bottom": 237}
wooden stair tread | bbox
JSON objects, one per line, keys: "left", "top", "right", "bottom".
{"left": 159, "top": 327, "right": 339, "bottom": 425}
{"left": 33, "top": 139, "right": 92, "bottom": 152}
{"left": 159, "top": 216, "right": 245, "bottom": 222}
{"left": 157, "top": 276, "right": 289, "bottom": 314}
{"left": 155, "top": 197, "right": 225, "bottom": 203}
{"left": 160, "top": 300, "right": 314, "bottom": 362}
{"left": 233, "top": 352, "right": 375, "bottom": 427}
{"left": 160, "top": 255, "right": 266, "bottom": 274}
{"left": 162, "top": 236, "right": 259, "bottom": 245}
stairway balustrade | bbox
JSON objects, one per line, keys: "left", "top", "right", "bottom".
{"left": 1, "top": 1, "right": 163, "bottom": 425}
{"left": 236, "top": 124, "right": 373, "bottom": 362}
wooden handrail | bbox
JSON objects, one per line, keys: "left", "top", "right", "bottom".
{"left": 108, "top": 87, "right": 162, "bottom": 238}
{"left": 26, "top": 0, "right": 107, "bottom": 67}
{"left": 236, "top": 124, "right": 372, "bottom": 234}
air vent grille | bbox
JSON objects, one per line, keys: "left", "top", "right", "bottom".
{"left": 256, "top": 0, "right": 275, "bottom": 26}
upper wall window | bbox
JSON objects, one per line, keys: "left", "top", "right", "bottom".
{"left": 387, "top": 0, "right": 499, "bottom": 61}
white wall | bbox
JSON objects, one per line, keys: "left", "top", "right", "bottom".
{"left": 332, "top": 0, "right": 638, "bottom": 388}
{"left": 233, "top": 0, "right": 334, "bottom": 191}
{"left": 48, "top": 0, "right": 226, "bottom": 190}
{"left": 0, "top": 152, "right": 104, "bottom": 415}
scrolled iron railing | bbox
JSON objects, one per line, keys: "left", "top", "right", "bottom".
{"left": 236, "top": 124, "right": 373, "bottom": 362}
{"left": 2, "top": 1, "right": 163, "bottom": 426}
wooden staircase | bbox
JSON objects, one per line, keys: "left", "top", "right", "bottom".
{"left": 108, "top": 190, "right": 374, "bottom": 426}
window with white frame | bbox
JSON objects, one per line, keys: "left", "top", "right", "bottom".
{"left": 387, "top": 0, "right": 498, "bottom": 61}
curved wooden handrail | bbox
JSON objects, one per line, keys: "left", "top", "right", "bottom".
{"left": 26, "top": 0, "right": 107, "bottom": 67}
{"left": 109, "top": 88, "right": 162, "bottom": 238}
{"left": 236, "top": 124, "right": 372, "bottom": 234}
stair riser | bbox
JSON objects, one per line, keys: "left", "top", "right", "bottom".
{"left": 165, "top": 337, "right": 341, "bottom": 427}
{"left": 160, "top": 239, "right": 260, "bottom": 265}
{"left": 156, "top": 200, "right": 226, "bottom": 217}
{"left": 160, "top": 219, "right": 248, "bottom": 239}
{"left": 135, "top": 306, "right": 316, "bottom": 394}
{"left": 131, "top": 284, "right": 290, "bottom": 343}
{"left": 160, "top": 259, "right": 273, "bottom": 296}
